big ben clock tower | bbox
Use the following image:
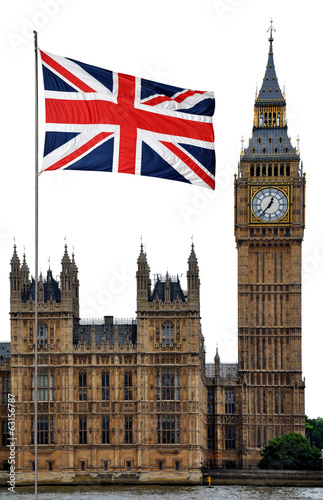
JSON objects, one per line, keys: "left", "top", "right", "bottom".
{"left": 235, "top": 22, "right": 305, "bottom": 465}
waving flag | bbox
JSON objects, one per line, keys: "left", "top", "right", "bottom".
{"left": 40, "top": 51, "right": 215, "bottom": 189}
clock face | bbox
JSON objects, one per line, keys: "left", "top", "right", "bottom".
{"left": 252, "top": 187, "right": 288, "bottom": 222}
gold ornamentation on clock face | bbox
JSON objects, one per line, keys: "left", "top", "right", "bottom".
{"left": 252, "top": 187, "right": 288, "bottom": 222}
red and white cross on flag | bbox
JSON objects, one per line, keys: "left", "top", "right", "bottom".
{"left": 40, "top": 50, "right": 216, "bottom": 189}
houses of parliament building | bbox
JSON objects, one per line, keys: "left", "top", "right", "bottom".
{"left": 0, "top": 28, "right": 306, "bottom": 484}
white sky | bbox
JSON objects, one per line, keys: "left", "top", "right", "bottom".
{"left": 1, "top": 0, "right": 322, "bottom": 418}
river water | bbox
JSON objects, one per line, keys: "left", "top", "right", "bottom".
{"left": 1, "top": 485, "right": 322, "bottom": 499}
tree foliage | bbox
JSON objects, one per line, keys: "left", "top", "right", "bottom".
{"left": 305, "top": 416, "right": 323, "bottom": 450}
{"left": 259, "top": 432, "right": 322, "bottom": 470}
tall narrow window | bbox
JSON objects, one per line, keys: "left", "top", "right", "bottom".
{"left": 102, "top": 416, "right": 110, "bottom": 444}
{"left": 281, "top": 338, "right": 284, "bottom": 369}
{"left": 257, "top": 388, "right": 260, "bottom": 413}
{"left": 256, "top": 252, "right": 259, "bottom": 283}
{"left": 225, "top": 427, "right": 235, "bottom": 449}
{"left": 79, "top": 417, "right": 87, "bottom": 444}
{"left": 38, "top": 323, "right": 48, "bottom": 346}
{"left": 32, "top": 371, "right": 53, "bottom": 402}
{"left": 262, "top": 253, "right": 265, "bottom": 283}
{"left": 158, "top": 415, "right": 180, "bottom": 444}
{"left": 257, "top": 427, "right": 261, "bottom": 448}
{"left": 2, "top": 421, "right": 8, "bottom": 446}
{"left": 79, "top": 371, "right": 87, "bottom": 401}
{"left": 32, "top": 416, "right": 53, "bottom": 445}
{"left": 256, "top": 296, "right": 259, "bottom": 326}
{"left": 262, "top": 340, "right": 266, "bottom": 370}
{"left": 2, "top": 377, "right": 10, "bottom": 405}
{"left": 280, "top": 295, "right": 283, "bottom": 326}
{"left": 280, "top": 390, "right": 284, "bottom": 414}
{"left": 275, "top": 388, "right": 278, "bottom": 413}
{"left": 207, "top": 425, "right": 215, "bottom": 450}
{"left": 274, "top": 253, "right": 277, "bottom": 283}
{"left": 256, "top": 338, "right": 260, "bottom": 369}
{"left": 102, "top": 371, "right": 110, "bottom": 401}
{"left": 157, "top": 371, "right": 179, "bottom": 401}
{"left": 207, "top": 388, "right": 214, "bottom": 414}
{"left": 262, "top": 295, "right": 265, "bottom": 326}
{"left": 225, "top": 390, "right": 235, "bottom": 414}
{"left": 280, "top": 253, "right": 283, "bottom": 282}
{"left": 124, "top": 371, "right": 133, "bottom": 401}
{"left": 274, "top": 338, "right": 277, "bottom": 369}
{"left": 125, "top": 416, "right": 133, "bottom": 444}
{"left": 162, "top": 322, "right": 174, "bottom": 347}
{"left": 263, "top": 389, "right": 266, "bottom": 414}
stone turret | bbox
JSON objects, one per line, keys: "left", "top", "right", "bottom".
{"left": 136, "top": 243, "right": 151, "bottom": 311}
{"left": 187, "top": 243, "right": 200, "bottom": 309}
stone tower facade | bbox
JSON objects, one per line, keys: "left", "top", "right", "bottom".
{"left": 234, "top": 25, "right": 305, "bottom": 465}
{"left": 6, "top": 243, "right": 207, "bottom": 483}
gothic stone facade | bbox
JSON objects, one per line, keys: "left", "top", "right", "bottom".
{"left": 0, "top": 31, "right": 305, "bottom": 482}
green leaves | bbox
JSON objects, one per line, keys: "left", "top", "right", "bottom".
{"left": 259, "top": 432, "right": 322, "bottom": 470}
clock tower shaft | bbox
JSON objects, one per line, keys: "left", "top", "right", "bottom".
{"left": 234, "top": 25, "right": 305, "bottom": 465}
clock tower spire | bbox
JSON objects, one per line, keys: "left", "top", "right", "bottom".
{"left": 235, "top": 24, "right": 305, "bottom": 465}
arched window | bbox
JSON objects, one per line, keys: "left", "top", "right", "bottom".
{"left": 262, "top": 165, "right": 266, "bottom": 176}
{"left": 286, "top": 164, "right": 290, "bottom": 176}
{"left": 257, "top": 137, "right": 262, "bottom": 144}
{"left": 256, "top": 165, "right": 260, "bottom": 176}
{"left": 277, "top": 113, "right": 280, "bottom": 126}
{"left": 262, "top": 148, "right": 266, "bottom": 154}
{"left": 274, "top": 147, "right": 278, "bottom": 154}
{"left": 274, "top": 165, "right": 278, "bottom": 176}
{"left": 273, "top": 113, "right": 276, "bottom": 125}
{"left": 268, "top": 165, "right": 272, "bottom": 176}
{"left": 260, "top": 113, "right": 263, "bottom": 126}
{"left": 250, "top": 165, "right": 254, "bottom": 176}
{"left": 162, "top": 322, "right": 174, "bottom": 347}
{"left": 268, "top": 137, "right": 272, "bottom": 144}
{"left": 280, "top": 164, "right": 284, "bottom": 176}
{"left": 269, "top": 113, "right": 272, "bottom": 125}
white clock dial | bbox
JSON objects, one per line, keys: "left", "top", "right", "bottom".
{"left": 252, "top": 187, "right": 288, "bottom": 222}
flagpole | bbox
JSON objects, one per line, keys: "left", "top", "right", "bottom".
{"left": 33, "top": 29, "right": 39, "bottom": 500}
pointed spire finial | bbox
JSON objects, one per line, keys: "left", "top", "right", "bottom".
{"left": 267, "top": 19, "right": 275, "bottom": 55}
{"left": 267, "top": 18, "right": 275, "bottom": 40}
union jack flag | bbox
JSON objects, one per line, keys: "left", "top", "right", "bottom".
{"left": 40, "top": 51, "right": 215, "bottom": 189}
